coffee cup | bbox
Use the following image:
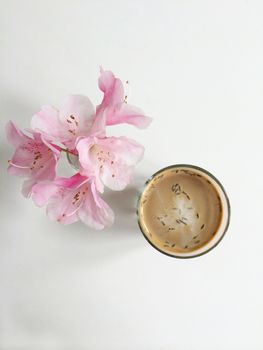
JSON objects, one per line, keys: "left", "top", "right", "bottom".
{"left": 137, "top": 164, "right": 230, "bottom": 258}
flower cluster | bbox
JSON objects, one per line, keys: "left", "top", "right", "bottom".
{"left": 6, "top": 68, "right": 151, "bottom": 229}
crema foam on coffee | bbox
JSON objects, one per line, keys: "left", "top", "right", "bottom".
{"left": 138, "top": 165, "right": 230, "bottom": 257}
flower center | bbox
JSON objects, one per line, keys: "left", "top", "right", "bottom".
{"left": 91, "top": 144, "right": 115, "bottom": 170}
{"left": 66, "top": 115, "right": 79, "bottom": 136}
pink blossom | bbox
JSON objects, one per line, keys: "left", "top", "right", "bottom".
{"left": 6, "top": 121, "right": 60, "bottom": 197}
{"left": 77, "top": 136, "right": 144, "bottom": 192}
{"left": 32, "top": 173, "right": 114, "bottom": 229}
{"left": 6, "top": 68, "right": 152, "bottom": 229}
{"left": 31, "top": 69, "right": 151, "bottom": 144}
{"left": 96, "top": 68, "right": 152, "bottom": 129}
{"left": 31, "top": 95, "right": 95, "bottom": 149}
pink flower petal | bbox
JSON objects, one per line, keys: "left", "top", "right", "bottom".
{"left": 77, "top": 136, "right": 144, "bottom": 191}
{"left": 31, "top": 105, "right": 61, "bottom": 142}
{"left": 100, "top": 163, "right": 134, "bottom": 191}
{"left": 78, "top": 181, "right": 114, "bottom": 229}
{"left": 97, "top": 68, "right": 124, "bottom": 114}
{"left": 47, "top": 190, "right": 80, "bottom": 225}
{"left": 31, "top": 95, "right": 95, "bottom": 148}
{"left": 59, "top": 95, "right": 95, "bottom": 147}
{"left": 89, "top": 110, "right": 107, "bottom": 137}
{"left": 96, "top": 69, "right": 152, "bottom": 129}
{"left": 99, "top": 136, "right": 144, "bottom": 166}
{"left": 44, "top": 174, "right": 88, "bottom": 225}
{"left": 6, "top": 122, "right": 59, "bottom": 189}
{"left": 33, "top": 173, "right": 114, "bottom": 229}
{"left": 31, "top": 182, "right": 60, "bottom": 206}
{"left": 6, "top": 121, "right": 29, "bottom": 147}
{"left": 106, "top": 103, "right": 152, "bottom": 129}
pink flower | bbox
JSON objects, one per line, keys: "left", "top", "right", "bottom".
{"left": 6, "top": 121, "right": 60, "bottom": 197}
{"left": 31, "top": 95, "right": 95, "bottom": 149}
{"left": 77, "top": 136, "right": 144, "bottom": 192}
{"left": 31, "top": 69, "right": 151, "bottom": 144}
{"left": 6, "top": 68, "right": 152, "bottom": 229}
{"left": 32, "top": 173, "right": 114, "bottom": 229}
{"left": 96, "top": 68, "right": 152, "bottom": 129}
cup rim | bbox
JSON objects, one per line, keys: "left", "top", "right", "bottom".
{"left": 137, "top": 164, "right": 231, "bottom": 259}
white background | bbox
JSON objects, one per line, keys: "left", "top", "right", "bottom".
{"left": 1, "top": 0, "right": 263, "bottom": 349}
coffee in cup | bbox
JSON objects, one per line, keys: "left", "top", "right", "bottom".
{"left": 137, "top": 164, "right": 230, "bottom": 258}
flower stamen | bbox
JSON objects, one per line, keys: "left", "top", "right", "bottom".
{"left": 8, "top": 161, "right": 31, "bottom": 169}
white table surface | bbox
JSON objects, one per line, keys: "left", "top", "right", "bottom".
{"left": 1, "top": 1, "right": 263, "bottom": 349}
